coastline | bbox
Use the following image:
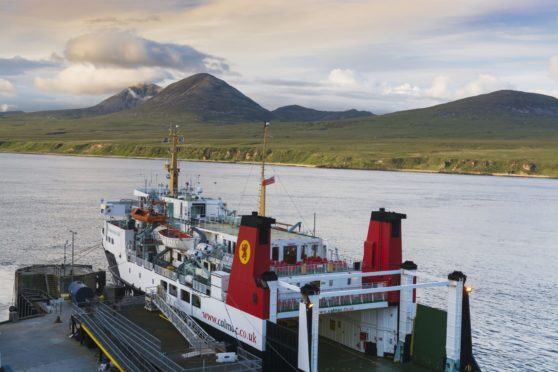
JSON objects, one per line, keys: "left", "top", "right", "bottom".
{"left": 1, "top": 149, "right": 555, "bottom": 180}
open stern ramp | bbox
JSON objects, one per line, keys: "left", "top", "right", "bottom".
{"left": 267, "top": 266, "right": 469, "bottom": 372}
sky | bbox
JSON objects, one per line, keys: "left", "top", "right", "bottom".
{"left": 1, "top": 0, "right": 558, "bottom": 113}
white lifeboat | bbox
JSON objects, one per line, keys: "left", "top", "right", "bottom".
{"left": 158, "top": 227, "right": 195, "bottom": 250}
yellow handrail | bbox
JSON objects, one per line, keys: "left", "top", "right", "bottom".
{"left": 81, "top": 324, "right": 124, "bottom": 372}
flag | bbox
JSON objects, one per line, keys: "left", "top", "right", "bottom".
{"left": 262, "top": 176, "right": 275, "bottom": 186}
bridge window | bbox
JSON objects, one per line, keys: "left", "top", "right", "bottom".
{"left": 312, "top": 244, "right": 318, "bottom": 257}
{"left": 169, "top": 284, "right": 177, "bottom": 297}
{"left": 191, "top": 204, "right": 206, "bottom": 218}
{"left": 272, "top": 246, "right": 279, "bottom": 261}
{"left": 284, "top": 245, "right": 297, "bottom": 265}
{"left": 301, "top": 245, "right": 307, "bottom": 259}
{"left": 181, "top": 289, "right": 190, "bottom": 303}
{"left": 161, "top": 280, "right": 168, "bottom": 291}
{"left": 192, "top": 294, "right": 201, "bottom": 308}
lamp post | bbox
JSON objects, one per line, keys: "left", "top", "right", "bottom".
{"left": 70, "top": 230, "right": 77, "bottom": 282}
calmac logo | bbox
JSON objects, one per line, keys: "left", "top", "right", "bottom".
{"left": 239, "top": 240, "right": 251, "bottom": 264}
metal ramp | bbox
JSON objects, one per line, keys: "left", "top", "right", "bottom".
{"left": 145, "top": 286, "right": 223, "bottom": 357}
{"left": 73, "top": 302, "right": 184, "bottom": 372}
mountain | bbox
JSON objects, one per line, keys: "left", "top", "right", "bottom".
{"left": 272, "top": 105, "right": 374, "bottom": 122}
{"left": 405, "top": 90, "right": 558, "bottom": 119}
{"left": 88, "top": 83, "right": 162, "bottom": 115}
{"left": 32, "top": 83, "right": 162, "bottom": 118}
{"left": 134, "top": 73, "right": 272, "bottom": 122}
{"left": 0, "top": 110, "right": 24, "bottom": 117}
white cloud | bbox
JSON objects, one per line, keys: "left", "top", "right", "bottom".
{"left": 34, "top": 64, "right": 169, "bottom": 94}
{"left": 549, "top": 55, "right": 558, "bottom": 81}
{"left": 456, "top": 74, "right": 513, "bottom": 98}
{"left": 379, "top": 74, "right": 513, "bottom": 101}
{"left": 64, "top": 30, "right": 229, "bottom": 73}
{"left": 426, "top": 75, "right": 452, "bottom": 98}
{"left": 0, "top": 79, "right": 15, "bottom": 96}
{"left": 0, "top": 103, "right": 17, "bottom": 112}
{"left": 326, "top": 68, "right": 357, "bottom": 87}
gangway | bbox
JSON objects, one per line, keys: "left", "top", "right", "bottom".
{"left": 72, "top": 302, "right": 185, "bottom": 372}
{"left": 145, "top": 286, "right": 223, "bottom": 357}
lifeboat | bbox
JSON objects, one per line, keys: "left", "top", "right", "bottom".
{"left": 130, "top": 208, "right": 167, "bottom": 224}
{"left": 158, "top": 227, "right": 195, "bottom": 250}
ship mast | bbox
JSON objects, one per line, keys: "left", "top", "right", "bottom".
{"left": 165, "top": 125, "right": 182, "bottom": 197}
{"left": 258, "top": 122, "right": 270, "bottom": 216}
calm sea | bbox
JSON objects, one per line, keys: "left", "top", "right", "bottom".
{"left": 0, "top": 153, "right": 556, "bottom": 370}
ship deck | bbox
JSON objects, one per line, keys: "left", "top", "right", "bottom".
{"left": 197, "top": 221, "right": 317, "bottom": 241}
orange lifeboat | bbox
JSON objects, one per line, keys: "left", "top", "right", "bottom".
{"left": 130, "top": 208, "right": 167, "bottom": 224}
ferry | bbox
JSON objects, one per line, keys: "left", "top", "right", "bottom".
{"left": 100, "top": 124, "right": 480, "bottom": 371}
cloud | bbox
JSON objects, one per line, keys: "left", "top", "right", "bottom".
{"left": 0, "top": 56, "right": 61, "bottom": 76}
{"left": 456, "top": 74, "right": 513, "bottom": 97}
{"left": 0, "top": 103, "right": 17, "bottom": 112}
{"left": 326, "top": 68, "right": 357, "bottom": 87}
{"left": 86, "top": 15, "right": 161, "bottom": 25}
{"left": 0, "top": 79, "right": 15, "bottom": 96}
{"left": 380, "top": 74, "right": 513, "bottom": 100}
{"left": 549, "top": 55, "right": 558, "bottom": 81}
{"left": 64, "top": 30, "right": 229, "bottom": 73}
{"left": 34, "top": 64, "right": 169, "bottom": 94}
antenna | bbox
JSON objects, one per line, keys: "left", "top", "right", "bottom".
{"left": 164, "top": 125, "right": 182, "bottom": 197}
{"left": 258, "top": 121, "right": 270, "bottom": 216}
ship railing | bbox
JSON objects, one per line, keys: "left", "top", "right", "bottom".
{"left": 193, "top": 278, "right": 211, "bottom": 296}
{"left": 154, "top": 264, "right": 178, "bottom": 281}
{"left": 134, "top": 256, "right": 154, "bottom": 271}
{"left": 271, "top": 261, "right": 352, "bottom": 277}
{"left": 276, "top": 282, "right": 388, "bottom": 312}
{"left": 186, "top": 347, "right": 262, "bottom": 372}
{"left": 178, "top": 274, "right": 189, "bottom": 286}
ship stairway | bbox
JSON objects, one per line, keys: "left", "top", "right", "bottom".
{"left": 73, "top": 302, "right": 184, "bottom": 372}
{"left": 146, "top": 286, "right": 224, "bottom": 357}
{"left": 44, "top": 273, "right": 59, "bottom": 298}
{"left": 16, "top": 289, "right": 50, "bottom": 319}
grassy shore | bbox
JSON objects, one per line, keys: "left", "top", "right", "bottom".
{"left": 1, "top": 112, "right": 558, "bottom": 177}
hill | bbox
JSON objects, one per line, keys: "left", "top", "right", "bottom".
{"left": 30, "top": 83, "right": 162, "bottom": 119}
{"left": 1, "top": 86, "right": 558, "bottom": 177}
{"left": 272, "top": 105, "right": 374, "bottom": 121}
{"left": 134, "top": 73, "right": 272, "bottom": 122}
{"left": 398, "top": 90, "right": 558, "bottom": 119}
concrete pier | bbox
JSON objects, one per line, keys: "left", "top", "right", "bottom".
{"left": 0, "top": 302, "right": 98, "bottom": 371}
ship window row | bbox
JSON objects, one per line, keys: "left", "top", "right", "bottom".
{"left": 223, "top": 239, "right": 237, "bottom": 254}
{"left": 106, "top": 236, "right": 115, "bottom": 244}
{"left": 160, "top": 280, "right": 201, "bottom": 308}
{"left": 271, "top": 244, "right": 321, "bottom": 264}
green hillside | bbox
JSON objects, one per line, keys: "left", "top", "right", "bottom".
{"left": 1, "top": 89, "right": 558, "bottom": 177}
